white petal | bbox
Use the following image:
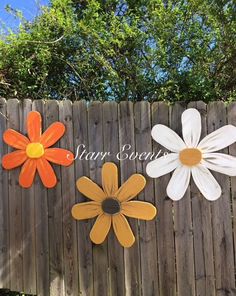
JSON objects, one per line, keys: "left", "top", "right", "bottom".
{"left": 202, "top": 153, "right": 236, "bottom": 176}
{"left": 166, "top": 165, "right": 191, "bottom": 201}
{"left": 151, "top": 124, "right": 186, "bottom": 152}
{"left": 182, "top": 108, "right": 201, "bottom": 147}
{"left": 146, "top": 153, "right": 179, "bottom": 178}
{"left": 191, "top": 165, "right": 221, "bottom": 201}
{"left": 198, "top": 125, "right": 236, "bottom": 153}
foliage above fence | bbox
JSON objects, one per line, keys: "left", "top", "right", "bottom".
{"left": 0, "top": 99, "right": 236, "bottom": 296}
{"left": 0, "top": 0, "right": 236, "bottom": 102}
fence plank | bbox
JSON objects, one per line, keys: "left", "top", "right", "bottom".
{"left": 170, "top": 102, "right": 195, "bottom": 296}
{"left": 102, "top": 101, "right": 125, "bottom": 296}
{"left": 88, "top": 101, "right": 109, "bottom": 296}
{"left": 118, "top": 101, "right": 141, "bottom": 296}
{"left": 152, "top": 102, "right": 176, "bottom": 296}
{"left": 227, "top": 102, "right": 236, "bottom": 283}
{"left": 45, "top": 100, "right": 65, "bottom": 296}
{"left": 73, "top": 100, "right": 93, "bottom": 296}
{"left": 32, "top": 100, "right": 50, "bottom": 296}
{"left": 207, "top": 102, "right": 236, "bottom": 296}
{"left": 59, "top": 100, "right": 79, "bottom": 296}
{"left": 7, "top": 99, "right": 23, "bottom": 292}
{"left": 0, "top": 98, "right": 10, "bottom": 290}
{"left": 188, "top": 101, "right": 215, "bottom": 296}
{"left": 20, "top": 99, "right": 37, "bottom": 295}
{"left": 134, "top": 101, "right": 159, "bottom": 296}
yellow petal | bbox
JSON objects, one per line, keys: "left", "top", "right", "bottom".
{"left": 71, "top": 202, "right": 102, "bottom": 220}
{"left": 112, "top": 214, "right": 135, "bottom": 248}
{"left": 76, "top": 177, "right": 106, "bottom": 202}
{"left": 115, "top": 174, "right": 146, "bottom": 202}
{"left": 90, "top": 214, "right": 111, "bottom": 244}
{"left": 121, "top": 201, "right": 157, "bottom": 220}
{"left": 102, "top": 162, "right": 118, "bottom": 196}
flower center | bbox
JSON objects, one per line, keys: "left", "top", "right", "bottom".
{"left": 26, "top": 143, "right": 45, "bottom": 159}
{"left": 102, "top": 198, "right": 121, "bottom": 215}
{"left": 179, "top": 148, "right": 202, "bottom": 166}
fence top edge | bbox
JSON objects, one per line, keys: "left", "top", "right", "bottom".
{"left": 1, "top": 99, "right": 234, "bottom": 107}
{"left": 0, "top": 97, "right": 7, "bottom": 104}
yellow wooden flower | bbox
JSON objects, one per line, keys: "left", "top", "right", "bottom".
{"left": 72, "top": 162, "right": 157, "bottom": 248}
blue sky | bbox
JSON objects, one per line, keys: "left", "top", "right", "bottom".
{"left": 0, "top": 0, "right": 49, "bottom": 31}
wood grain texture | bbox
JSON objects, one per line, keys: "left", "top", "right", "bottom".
{"left": 7, "top": 99, "right": 23, "bottom": 292}
{"left": 152, "top": 102, "right": 176, "bottom": 296}
{"left": 32, "top": 100, "right": 50, "bottom": 296}
{"left": 59, "top": 100, "right": 79, "bottom": 296}
{"left": 0, "top": 98, "right": 10, "bottom": 289}
{"left": 45, "top": 100, "right": 65, "bottom": 296}
{"left": 188, "top": 101, "right": 215, "bottom": 296}
{"left": 0, "top": 101, "right": 236, "bottom": 296}
{"left": 73, "top": 100, "right": 93, "bottom": 296}
{"left": 207, "top": 102, "right": 236, "bottom": 296}
{"left": 118, "top": 101, "right": 141, "bottom": 296}
{"left": 102, "top": 101, "right": 125, "bottom": 296}
{"left": 170, "top": 102, "right": 195, "bottom": 296}
{"left": 227, "top": 102, "right": 236, "bottom": 288}
{"left": 21, "top": 99, "right": 37, "bottom": 295}
{"left": 88, "top": 101, "right": 109, "bottom": 296}
{"left": 134, "top": 101, "right": 159, "bottom": 296}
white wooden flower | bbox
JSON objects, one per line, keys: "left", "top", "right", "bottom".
{"left": 146, "top": 108, "right": 236, "bottom": 201}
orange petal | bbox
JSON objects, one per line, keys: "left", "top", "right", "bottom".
{"left": 36, "top": 157, "right": 57, "bottom": 188}
{"left": 121, "top": 201, "right": 157, "bottom": 220}
{"left": 19, "top": 159, "right": 37, "bottom": 188}
{"left": 40, "top": 122, "right": 65, "bottom": 148}
{"left": 3, "top": 129, "right": 29, "bottom": 149}
{"left": 76, "top": 177, "right": 106, "bottom": 202}
{"left": 71, "top": 202, "right": 102, "bottom": 220}
{"left": 90, "top": 214, "right": 111, "bottom": 244}
{"left": 27, "top": 111, "right": 42, "bottom": 142}
{"left": 44, "top": 148, "right": 74, "bottom": 166}
{"left": 2, "top": 150, "right": 27, "bottom": 169}
{"left": 112, "top": 214, "right": 135, "bottom": 248}
{"left": 115, "top": 174, "right": 146, "bottom": 202}
{"left": 102, "top": 162, "right": 118, "bottom": 196}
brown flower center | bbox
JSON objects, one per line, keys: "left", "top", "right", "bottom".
{"left": 102, "top": 198, "right": 121, "bottom": 215}
{"left": 179, "top": 148, "right": 202, "bottom": 166}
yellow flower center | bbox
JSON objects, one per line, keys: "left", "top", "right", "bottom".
{"left": 26, "top": 143, "right": 45, "bottom": 159}
{"left": 102, "top": 198, "right": 121, "bottom": 215}
{"left": 179, "top": 148, "right": 202, "bottom": 166}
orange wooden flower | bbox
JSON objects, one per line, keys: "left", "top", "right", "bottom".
{"left": 2, "top": 111, "right": 74, "bottom": 188}
{"left": 72, "top": 162, "right": 157, "bottom": 248}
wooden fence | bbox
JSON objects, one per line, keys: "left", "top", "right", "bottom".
{"left": 0, "top": 99, "right": 236, "bottom": 296}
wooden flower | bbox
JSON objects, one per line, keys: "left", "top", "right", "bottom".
{"left": 147, "top": 108, "right": 236, "bottom": 201}
{"left": 72, "top": 162, "right": 157, "bottom": 248}
{"left": 2, "top": 111, "right": 74, "bottom": 188}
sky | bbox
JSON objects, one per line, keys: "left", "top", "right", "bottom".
{"left": 0, "top": 0, "right": 49, "bottom": 31}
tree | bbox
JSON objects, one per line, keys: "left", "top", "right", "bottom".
{"left": 0, "top": 0, "right": 235, "bottom": 102}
